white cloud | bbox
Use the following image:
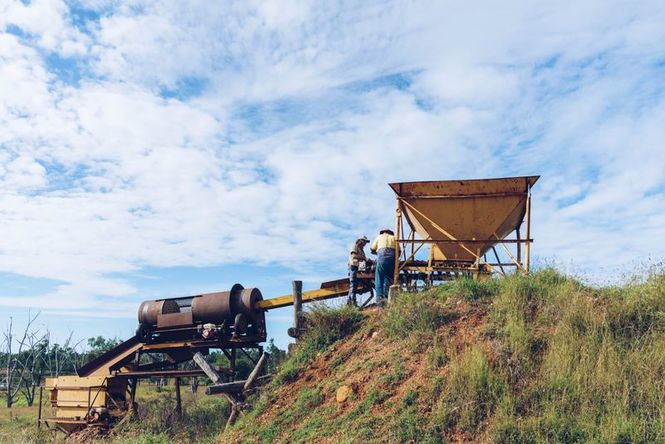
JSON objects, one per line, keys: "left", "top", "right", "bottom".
{"left": 0, "top": 0, "right": 664, "bottom": 316}
{"left": 1, "top": 0, "right": 90, "bottom": 55}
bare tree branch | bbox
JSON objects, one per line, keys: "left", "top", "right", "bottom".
{"left": 3, "top": 311, "right": 41, "bottom": 408}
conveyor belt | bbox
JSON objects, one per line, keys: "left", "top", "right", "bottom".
{"left": 256, "top": 277, "right": 373, "bottom": 310}
{"left": 77, "top": 336, "right": 142, "bottom": 377}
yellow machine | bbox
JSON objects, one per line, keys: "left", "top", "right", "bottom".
{"left": 42, "top": 376, "right": 129, "bottom": 434}
{"left": 39, "top": 176, "right": 538, "bottom": 435}
{"left": 38, "top": 279, "right": 370, "bottom": 434}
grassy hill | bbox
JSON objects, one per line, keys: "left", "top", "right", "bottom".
{"left": 222, "top": 269, "right": 665, "bottom": 443}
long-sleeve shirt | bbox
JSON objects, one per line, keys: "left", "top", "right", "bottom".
{"left": 348, "top": 242, "right": 368, "bottom": 267}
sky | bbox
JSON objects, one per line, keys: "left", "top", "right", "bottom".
{"left": 1, "top": 0, "right": 664, "bottom": 350}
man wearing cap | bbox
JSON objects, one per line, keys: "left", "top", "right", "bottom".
{"left": 370, "top": 228, "right": 397, "bottom": 307}
{"left": 347, "top": 236, "right": 369, "bottom": 306}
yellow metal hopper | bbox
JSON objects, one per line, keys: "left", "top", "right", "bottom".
{"left": 390, "top": 176, "right": 539, "bottom": 284}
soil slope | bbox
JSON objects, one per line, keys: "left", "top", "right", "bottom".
{"left": 222, "top": 269, "right": 665, "bottom": 443}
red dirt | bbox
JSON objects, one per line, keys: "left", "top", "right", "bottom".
{"left": 222, "top": 299, "right": 497, "bottom": 443}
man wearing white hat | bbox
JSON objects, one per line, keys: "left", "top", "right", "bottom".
{"left": 347, "top": 236, "right": 369, "bottom": 306}
{"left": 370, "top": 228, "right": 397, "bottom": 307}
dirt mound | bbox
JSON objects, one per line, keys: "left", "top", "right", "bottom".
{"left": 222, "top": 300, "right": 493, "bottom": 443}
{"left": 221, "top": 270, "right": 665, "bottom": 443}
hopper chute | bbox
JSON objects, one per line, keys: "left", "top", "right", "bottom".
{"left": 390, "top": 176, "right": 539, "bottom": 282}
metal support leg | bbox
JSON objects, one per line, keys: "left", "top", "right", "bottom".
{"left": 231, "top": 349, "right": 237, "bottom": 381}
{"left": 37, "top": 386, "right": 43, "bottom": 429}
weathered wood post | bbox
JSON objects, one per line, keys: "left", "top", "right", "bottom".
{"left": 192, "top": 352, "right": 222, "bottom": 384}
{"left": 175, "top": 377, "right": 182, "bottom": 417}
{"left": 288, "top": 280, "right": 303, "bottom": 341}
{"left": 243, "top": 353, "right": 267, "bottom": 392}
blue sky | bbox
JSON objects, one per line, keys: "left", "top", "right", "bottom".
{"left": 1, "top": 0, "right": 664, "bottom": 349}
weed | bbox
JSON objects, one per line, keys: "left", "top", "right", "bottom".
{"left": 427, "top": 337, "right": 448, "bottom": 369}
{"left": 113, "top": 394, "right": 228, "bottom": 444}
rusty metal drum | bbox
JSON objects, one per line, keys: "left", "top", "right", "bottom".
{"left": 137, "top": 299, "right": 180, "bottom": 325}
{"left": 137, "top": 284, "right": 263, "bottom": 327}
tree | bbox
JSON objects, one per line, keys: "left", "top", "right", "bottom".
{"left": 85, "top": 336, "right": 122, "bottom": 358}
{"left": 18, "top": 328, "right": 49, "bottom": 406}
{"left": 41, "top": 330, "right": 80, "bottom": 378}
{"left": 265, "top": 339, "right": 287, "bottom": 374}
{"left": 2, "top": 312, "right": 42, "bottom": 408}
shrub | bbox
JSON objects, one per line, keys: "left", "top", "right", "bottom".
{"left": 113, "top": 394, "right": 228, "bottom": 444}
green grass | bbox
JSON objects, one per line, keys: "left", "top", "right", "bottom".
{"left": 382, "top": 290, "right": 454, "bottom": 338}
{"left": 110, "top": 388, "right": 229, "bottom": 444}
{"left": 486, "top": 269, "right": 665, "bottom": 442}
{"left": 0, "top": 383, "right": 228, "bottom": 444}
{"left": 0, "top": 404, "right": 51, "bottom": 444}
{"left": 435, "top": 346, "right": 505, "bottom": 434}
{"left": 230, "top": 304, "right": 364, "bottom": 442}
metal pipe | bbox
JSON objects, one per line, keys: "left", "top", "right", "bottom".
{"left": 37, "top": 386, "right": 43, "bottom": 429}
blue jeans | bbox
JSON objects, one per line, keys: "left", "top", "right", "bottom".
{"left": 347, "top": 265, "right": 359, "bottom": 304}
{"left": 375, "top": 258, "right": 394, "bottom": 300}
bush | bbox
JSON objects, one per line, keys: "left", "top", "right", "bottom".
{"left": 489, "top": 270, "right": 665, "bottom": 442}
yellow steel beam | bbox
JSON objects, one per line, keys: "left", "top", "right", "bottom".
{"left": 257, "top": 287, "right": 349, "bottom": 311}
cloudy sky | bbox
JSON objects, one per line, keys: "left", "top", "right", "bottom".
{"left": 1, "top": 0, "right": 664, "bottom": 347}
